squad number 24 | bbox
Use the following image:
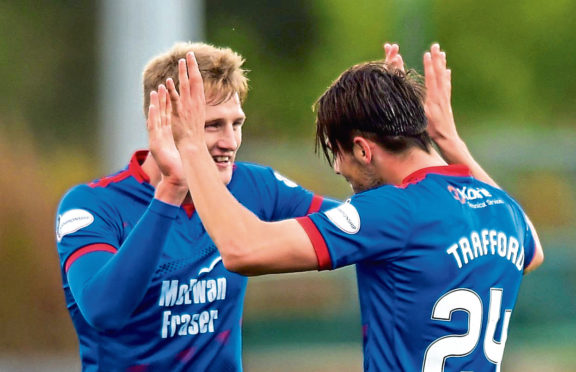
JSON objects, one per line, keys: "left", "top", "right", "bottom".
{"left": 422, "top": 288, "right": 511, "bottom": 372}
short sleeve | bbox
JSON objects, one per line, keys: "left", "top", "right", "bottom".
{"left": 235, "top": 163, "right": 338, "bottom": 220}
{"left": 522, "top": 213, "right": 538, "bottom": 269}
{"left": 303, "top": 187, "right": 413, "bottom": 270}
{"left": 266, "top": 169, "right": 318, "bottom": 219}
{"left": 56, "top": 185, "right": 123, "bottom": 267}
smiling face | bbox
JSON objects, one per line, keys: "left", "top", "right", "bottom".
{"left": 204, "top": 93, "right": 245, "bottom": 185}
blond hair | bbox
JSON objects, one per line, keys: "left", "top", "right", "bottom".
{"left": 142, "top": 42, "right": 248, "bottom": 116}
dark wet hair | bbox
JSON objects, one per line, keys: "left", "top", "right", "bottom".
{"left": 314, "top": 61, "right": 431, "bottom": 165}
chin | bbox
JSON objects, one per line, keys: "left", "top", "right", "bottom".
{"left": 219, "top": 169, "right": 233, "bottom": 185}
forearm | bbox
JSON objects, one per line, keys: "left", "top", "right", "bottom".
{"left": 435, "top": 135, "right": 499, "bottom": 188}
{"left": 177, "top": 143, "right": 319, "bottom": 275}
{"left": 177, "top": 143, "right": 262, "bottom": 265}
{"left": 68, "top": 199, "right": 178, "bottom": 330}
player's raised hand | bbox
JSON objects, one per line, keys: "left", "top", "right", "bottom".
{"left": 166, "top": 52, "right": 207, "bottom": 148}
{"left": 147, "top": 85, "right": 188, "bottom": 203}
{"left": 423, "top": 43, "right": 458, "bottom": 142}
{"left": 384, "top": 43, "right": 405, "bottom": 72}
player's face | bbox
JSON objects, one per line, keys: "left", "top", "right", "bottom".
{"left": 204, "top": 93, "right": 245, "bottom": 185}
{"left": 333, "top": 149, "right": 382, "bottom": 193}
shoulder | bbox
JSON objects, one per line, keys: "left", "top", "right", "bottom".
{"left": 57, "top": 181, "right": 125, "bottom": 221}
{"left": 59, "top": 184, "right": 102, "bottom": 210}
{"left": 352, "top": 184, "right": 412, "bottom": 207}
{"left": 233, "top": 161, "right": 275, "bottom": 177}
{"left": 339, "top": 186, "right": 414, "bottom": 225}
{"left": 232, "top": 162, "right": 300, "bottom": 187}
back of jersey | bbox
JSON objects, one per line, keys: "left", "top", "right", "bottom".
{"left": 361, "top": 172, "right": 535, "bottom": 371}
{"left": 303, "top": 166, "right": 537, "bottom": 371}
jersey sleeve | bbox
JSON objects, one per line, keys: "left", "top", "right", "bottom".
{"left": 56, "top": 185, "right": 124, "bottom": 266}
{"left": 297, "top": 187, "right": 413, "bottom": 270}
{"left": 267, "top": 168, "right": 341, "bottom": 218}
{"left": 521, "top": 213, "right": 538, "bottom": 269}
{"left": 242, "top": 164, "right": 340, "bottom": 219}
{"left": 57, "top": 186, "right": 181, "bottom": 330}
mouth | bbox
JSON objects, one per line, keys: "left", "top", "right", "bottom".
{"left": 212, "top": 155, "right": 233, "bottom": 168}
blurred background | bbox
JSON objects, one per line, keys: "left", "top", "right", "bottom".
{"left": 1, "top": 0, "right": 575, "bottom": 371}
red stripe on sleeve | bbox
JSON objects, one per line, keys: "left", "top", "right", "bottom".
{"left": 65, "top": 244, "right": 118, "bottom": 273}
{"left": 296, "top": 217, "right": 332, "bottom": 270}
{"left": 306, "top": 195, "right": 324, "bottom": 215}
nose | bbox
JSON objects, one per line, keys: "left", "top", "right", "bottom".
{"left": 217, "top": 124, "right": 239, "bottom": 151}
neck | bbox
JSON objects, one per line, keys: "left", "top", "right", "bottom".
{"left": 141, "top": 153, "right": 193, "bottom": 204}
{"left": 140, "top": 153, "right": 162, "bottom": 187}
{"left": 377, "top": 147, "right": 447, "bottom": 185}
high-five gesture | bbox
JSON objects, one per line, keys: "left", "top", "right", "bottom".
{"left": 166, "top": 52, "right": 207, "bottom": 148}
{"left": 423, "top": 43, "right": 499, "bottom": 188}
{"left": 423, "top": 44, "right": 457, "bottom": 143}
{"left": 384, "top": 43, "right": 405, "bottom": 72}
{"left": 147, "top": 84, "right": 188, "bottom": 205}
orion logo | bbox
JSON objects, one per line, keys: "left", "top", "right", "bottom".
{"left": 448, "top": 185, "right": 492, "bottom": 204}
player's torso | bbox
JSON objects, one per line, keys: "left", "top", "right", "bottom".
{"left": 60, "top": 160, "right": 318, "bottom": 371}
{"left": 76, "top": 180, "right": 248, "bottom": 371}
{"left": 358, "top": 175, "right": 527, "bottom": 372}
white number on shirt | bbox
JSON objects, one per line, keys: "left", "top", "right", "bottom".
{"left": 422, "top": 288, "right": 511, "bottom": 372}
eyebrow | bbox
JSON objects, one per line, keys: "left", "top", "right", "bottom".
{"left": 205, "top": 117, "right": 246, "bottom": 125}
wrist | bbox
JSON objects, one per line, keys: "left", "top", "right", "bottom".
{"left": 435, "top": 136, "right": 472, "bottom": 164}
{"left": 154, "top": 182, "right": 188, "bottom": 206}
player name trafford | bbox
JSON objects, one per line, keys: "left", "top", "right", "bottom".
{"left": 446, "top": 229, "right": 524, "bottom": 271}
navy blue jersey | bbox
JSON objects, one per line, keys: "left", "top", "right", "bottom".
{"left": 298, "top": 165, "right": 536, "bottom": 372}
{"left": 56, "top": 151, "right": 337, "bottom": 372}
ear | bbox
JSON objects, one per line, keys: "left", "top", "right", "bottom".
{"left": 352, "top": 136, "right": 373, "bottom": 164}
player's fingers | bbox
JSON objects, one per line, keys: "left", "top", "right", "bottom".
{"left": 432, "top": 50, "right": 446, "bottom": 90}
{"left": 166, "top": 78, "right": 182, "bottom": 113}
{"left": 446, "top": 69, "right": 452, "bottom": 101}
{"left": 166, "top": 89, "right": 173, "bottom": 123}
{"left": 435, "top": 46, "right": 450, "bottom": 95}
{"left": 186, "top": 52, "right": 205, "bottom": 101}
{"left": 423, "top": 52, "right": 436, "bottom": 91}
{"left": 178, "top": 58, "right": 190, "bottom": 100}
{"left": 396, "top": 54, "right": 405, "bottom": 72}
{"left": 147, "top": 91, "right": 159, "bottom": 130}
{"left": 387, "top": 44, "right": 399, "bottom": 61}
{"left": 158, "top": 84, "right": 168, "bottom": 127}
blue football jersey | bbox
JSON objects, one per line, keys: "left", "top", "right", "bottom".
{"left": 56, "top": 151, "right": 337, "bottom": 372}
{"left": 298, "top": 165, "right": 536, "bottom": 372}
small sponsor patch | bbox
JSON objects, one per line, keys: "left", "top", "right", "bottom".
{"left": 325, "top": 202, "right": 360, "bottom": 234}
{"left": 57, "top": 209, "right": 94, "bottom": 242}
{"left": 273, "top": 171, "right": 298, "bottom": 188}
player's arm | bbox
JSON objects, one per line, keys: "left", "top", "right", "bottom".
{"left": 267, "top": 169, "right": 340, "bottom": 219}
{"left": 64, "top": 198, "right": 181, "bottom": 330}
{"left": 158, "top": 53, "right": 319, "bottom": 275}
{"left": 422, "top": 44, "right": 545, "bottom": 273}
{"left": 523, "top": 216, "right": 544, "bottom": 274}
{"left": 423, "top": 43, "right": 499, "bottom": 188}
{"left": 63, "top": 88, "right": 188, "bottom": 330}
{"left": 175, "top": 150, "right": 318, "bottom": 275}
